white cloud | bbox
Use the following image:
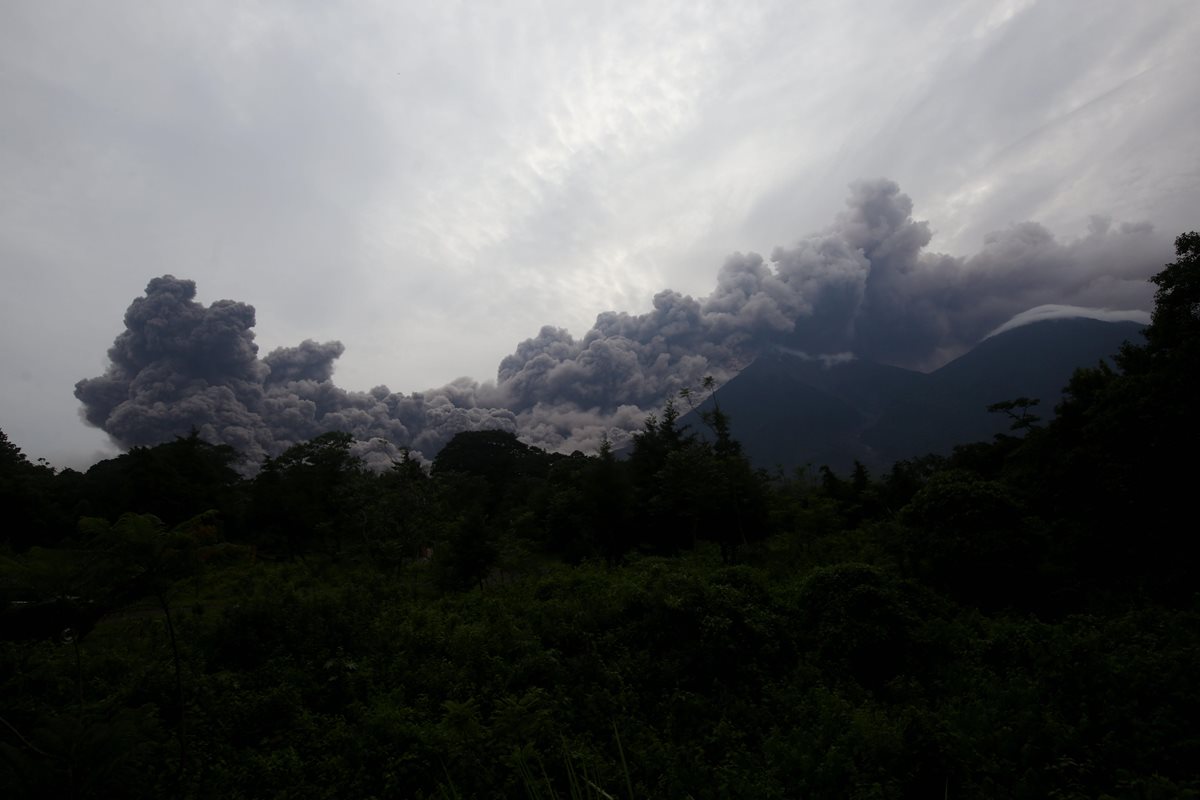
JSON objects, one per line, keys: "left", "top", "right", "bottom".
{"left": 985, "top": 305, "right": 1152, "bottom": 340}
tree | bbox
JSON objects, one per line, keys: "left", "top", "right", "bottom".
{"left": 688, "top": 382, "right": 771, "bottom": 562}
{"left": 1135, "top": 230, "right": 1200, "bottom": 361}
{"left": 590, "top": 437, "right": 634, "bottom": 564}
{"left": 433, "top": 509, "right": 498, "bottom": 591}
{"left": 987, "top": 397, "right": 1041, "bottom": 431}
{"left": 897, "top": 470, "right": 1039, "bottom": 608}
{"left": 1012, "top": 232, "right": 1200, "bottom": 601}
{"left": 365, "top": 449, "right": 436, "bottom": 565}
{"left": 0, "top": 426, "right": 27, "bottom": 469}
{"left": 0, "top": 428, "right": 66, "bottom": 550}
{"left": 433, "top": 430, "right": 554, "bottom": 518}
{"left": 628, "top": 399, "right": 688, "bottom": 486}
{"left": 790, "top": 563, "right": 932, "bottom": 689}
{"left": 251, "top": 431, "right": 364, "bottom": 558}
{"left": 627, "top": 398, "right": 699, "bottom": 553}
{"left": 629, "top": 386, "right": 770, "bottom": 561}
{"left": 72, "top": 512, "right": 213, "bottom": 783}
{"left": 79, "top": 430, "right": 242, "bottom": 530}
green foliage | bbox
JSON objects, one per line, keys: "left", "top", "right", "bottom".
{"left": 991, "top": 232, "right": 1200, "bottom": 602}
{"left": 251, "top": 431, "right": 367, "bottom": 557}
{"left": 433, "top": 509, "right": 499, "bottom": 591}
{"left": 434, "top": 429, "right": 559, "bottom": 520}
{"left": 79, "top": 430, "right": 241, "bottom": 529}
{"left": 895, "top": 470, "right": 1042, "bottom": 607}
{"left": 365, "top": 449, "right": 440, "bottom": 565}
{"left": 629, "top": 390, "right": 771, "bottom": 561}
{"left": 0, "top": 428, "right": 70, "bottom": 550}
{"left": 789, "top": 563, "right": 940, "bottom": 689}
{"left": 987, "top": 396, "right": 1042, "bottom": 430}
{"left": 1139, "top": 230, "right": 1200, "bottom": 360}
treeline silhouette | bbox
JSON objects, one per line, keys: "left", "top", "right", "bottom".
{"left": 1, "top": 233, "right": 1198, "bottom": 798}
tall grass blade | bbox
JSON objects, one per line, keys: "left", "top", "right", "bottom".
{"left": 612, "top": 721, "right": 635, "bottom": 800}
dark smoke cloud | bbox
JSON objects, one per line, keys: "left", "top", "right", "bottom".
{"left": 75, "top": 180, "right": 1169, "bottom": 465}
{"left": 74, "top": 276, "right": 517, "bottom": 466}
{"left": 263, "top": 340, "right": 345, "bottom": 384}
{"left": 767, "top": 181, "right": 1161, "bottom": 368}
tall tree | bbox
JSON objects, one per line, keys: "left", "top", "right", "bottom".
{"left": 250, "top": 431, "right": 363, "bottom": 557}
{"left": 1007, "top": 232, "right": 1200, "bottom": 601}
{"left": 0, "top": 428, "right": 65, "bottom": 549}
{"left": 80, "top": 430, "right": 241, "bottom": 528}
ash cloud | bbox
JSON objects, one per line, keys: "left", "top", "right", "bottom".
{"left": 75, "top": 180, "right": 1169, "bottom": 465}
{"left": 263, "top": 340, "right": 345, "bottom": 384}
{"left": 73, "top": 276, "right": 518, "bottom": 466}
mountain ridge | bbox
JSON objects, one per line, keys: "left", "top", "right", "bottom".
{"left": 681, "top": 317, "right": 1144, "bottom": 473}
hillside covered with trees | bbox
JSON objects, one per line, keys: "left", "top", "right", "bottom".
{"left": 2, "top": 233, "right": 1198, "bottom": 798}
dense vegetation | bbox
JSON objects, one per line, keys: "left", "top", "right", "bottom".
{"left": 2, "top": 233, "right": 1198, "bottom": 798}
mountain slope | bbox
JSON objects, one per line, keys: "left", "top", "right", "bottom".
{"left": 682, "top": 318, "right": 1144, "bottom": 473}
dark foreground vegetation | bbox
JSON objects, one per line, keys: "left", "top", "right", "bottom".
{"left": 3, "top": 233, "right": 1199, "bottom": 798}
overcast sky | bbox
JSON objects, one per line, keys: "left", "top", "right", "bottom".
{"left": 2, "top": 0, "right": 1198, "bottom": 468}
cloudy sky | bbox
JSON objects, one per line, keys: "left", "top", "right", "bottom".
{"left": 2, "top": 0, "right": 1198, "bottom": 468}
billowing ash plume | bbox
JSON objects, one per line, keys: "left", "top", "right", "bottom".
{"left": 74, "top": 276, "right": 518, "bottom": 467}
{"left": 76, "top": 180, "right": 1169, "bottom": 465}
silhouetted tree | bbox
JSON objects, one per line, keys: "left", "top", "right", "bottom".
{"left": 433, "top": 509, "right": 498, "bottom": 591}
{"left": 81, "top": 430, "right": 241, "bottom": 528}
{"left": 1010, "top": 232, "right": 1200, "bottom": 600}
{"left": 0, "top": 428, "right": 68, "bottom": 549}
{"left": 433, "top": 430, "right": 555, "bottom": 518}
{"left": 251, "top": 431, "right": 362, "bottom": 557}
{"left": 897, "top": 470, "right": 1039, "bottom": 608}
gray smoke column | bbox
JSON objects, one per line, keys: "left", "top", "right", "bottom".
{"left": 75, "top": 180, "right": 1170, "bottom": 463}
{"left": 75, "top": 276, "right": 274, "bottom": 460}
{"left": 74, "top": 275, "right": 518, "bottom": 466}
{"left": 764, "top": 180, "right": 1161, "bottom": 368}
